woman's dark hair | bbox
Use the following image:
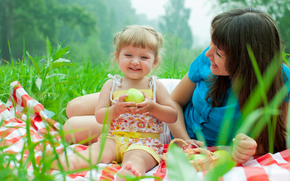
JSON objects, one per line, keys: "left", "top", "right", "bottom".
{"left": 206, "top": 7, "right": 286, "bottom": 153}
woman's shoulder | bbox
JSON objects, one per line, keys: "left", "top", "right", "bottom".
{"left": 282, "top": 63, "right": 290, "bottom": 79}
{"left": 188, "top": 47, "right": 211, "bottom": 82}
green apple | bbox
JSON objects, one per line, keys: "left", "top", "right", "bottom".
{"left": 123, "top": 88, "right": 145, "bottom": 103}
{"left": 214, "top": 150, "right": 232, "bottom": 164}
{"left": 189, "top": 154, "right": 207, "bottom": 161}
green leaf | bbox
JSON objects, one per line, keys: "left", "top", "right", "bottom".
{"left": 53, "top": 47, "right": 70, "bottom": 61}
{"left": 247, "top": 45, "right": 268, "bottom": 107}
{"left": 167, "top": 144, "right": 199, "bottom": 181}
{"left": 7, "top": 38, "right": 13, "bottom": 66}
{"left": 217, "top": 91, "right": 237, "bottom": 145}
{"left": 52, "top": 61, "right": 76, "bottom": 69}
{"left": 205, "top": 159, "right": 236, "bottom": 181}
{"left": 26, "top": 51, "right": 41, "bottom": 76}
{"left": 242, "top": 46, "right": 280, "bottom": 117}
{"left": 235, "top": 107, "right": 279, "bottom": 136}
{"left": 97, "top": 108, "right": 110, "bottom": 164}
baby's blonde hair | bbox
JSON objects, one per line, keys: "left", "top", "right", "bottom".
{"left": 113, "top": 25, "right": 164, "bottom": 67}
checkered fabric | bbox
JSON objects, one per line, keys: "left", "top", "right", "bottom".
{"left": 1, "top": 81, "right": 290, "bottom": 181}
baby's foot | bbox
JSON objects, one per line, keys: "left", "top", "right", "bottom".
{"left": 116, "top": 162, "right": 141, "bottom": 181}
{"left": 51, "top": 155, "right": 77, "bottom": 171}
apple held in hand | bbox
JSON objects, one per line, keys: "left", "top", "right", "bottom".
{"left": 188, "top": 154, "right": 207, "bottom": 161}
{"left": 123, "top": 88, "right": 145, "bottom": 103}
{"left": 214, "top": 150, "right": 233, "bottom": 164}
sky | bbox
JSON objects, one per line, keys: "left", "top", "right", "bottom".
{"left": 131, "top": 0, "right": 221, "bottom": 48}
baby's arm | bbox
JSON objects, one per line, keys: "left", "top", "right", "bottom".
{"left": 134, "top": 80, "right": 177, "bottom": 123}
{"left": 94, "top": 80, "right": 137, "bottom": 123}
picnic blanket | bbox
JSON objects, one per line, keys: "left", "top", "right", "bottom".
{"left": 1, "top": 81, "right": 290, "bottom": 181}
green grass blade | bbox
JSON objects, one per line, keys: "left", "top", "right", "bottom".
{"left": 240, "top": 50, "right": 281, "bottom": 120}
{"left": 53, "top": 47, "right": 70, "bottom": 61}
{"left": 97, "top": 108, "right": 110, "bottom": 164}
{"left": 26, "top": 51, "right": 41, "bottom": 76}
{"left": 7, "top": 38, "right": 13, "bottom": 66}
{"left": 217, "top": 91, "right": 237, "bottom": 145}
{"left": 166, "top": 144, "right": 198, "bottom": 181}
{"left": 43, "top": 37, "right": 53, "bottom": 81}
{"left": 205, "top": 159, "right": 236, "bottom": 181}
{"left": 52, "top": 61, "right": 76, "bottom": 69}
{"left": 23, "top": 37, "right": 26, "bottom": 63}
{"left": 247, "top": 45, "right": 268, "bottom": 107}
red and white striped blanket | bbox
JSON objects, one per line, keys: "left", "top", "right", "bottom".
{"left": 1, "top": 81, "right": 290, "bottom": 181}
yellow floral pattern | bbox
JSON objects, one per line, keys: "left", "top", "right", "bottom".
{"left": 106, "top": 97, "right": 164, "bottom": 157}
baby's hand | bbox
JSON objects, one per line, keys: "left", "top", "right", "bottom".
{"left": 132, "top": 91, "right": 154, "bottom": 114}
{"left": 114, "top": 94, "right": 137, "bottom": 115}
{"left": 232, "top": 133, "right": 257, "bottom": 164}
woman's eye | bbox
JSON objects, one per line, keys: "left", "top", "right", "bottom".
{"left": 215, "top": 51, "right": 221, "bottom": 57}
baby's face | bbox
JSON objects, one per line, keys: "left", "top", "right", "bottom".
{"left": 116, "top": 45, "right": 156, "bottom": 80}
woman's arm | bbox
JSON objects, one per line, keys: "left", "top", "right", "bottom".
{"left": 168, "top": 73, "right": 196, "bottom": 140}
{"left": 66, "top": 93, "right": 100, "bottom": 118}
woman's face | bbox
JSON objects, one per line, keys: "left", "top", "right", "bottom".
{"left": 205, "top": 41, "right": 229, "bottom": 76}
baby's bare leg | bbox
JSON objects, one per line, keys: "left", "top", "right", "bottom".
{"left": 116, "top": 149, "right": 158, "bottom": 181}
{"left": 52, "top": 138, "right": 116, "bottom": 171}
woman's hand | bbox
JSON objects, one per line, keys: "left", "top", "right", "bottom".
{"left": 185, "top": 139, "right": 205, "bottom": 147}
{"left": 231, "top": 133, "right": 257, "bottom": 164}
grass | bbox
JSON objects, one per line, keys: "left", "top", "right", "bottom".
{"left": 1, "top": 38, "right": 290, "bottom": 180}
{"left": 1, "top": 38, "right": 191, "bottom": 125}
{"left": 0, "top": 38, "right": 195, "bottom": 180}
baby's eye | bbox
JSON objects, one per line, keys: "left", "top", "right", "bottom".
{"left": 125, "top": 54, "right": 132, "bottom": 57}
{"left": 141, "top": 56, "right": 148, "bottom": 59}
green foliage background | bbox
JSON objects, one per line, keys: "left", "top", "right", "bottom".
{"left": 1, "top": 0, "right": 289, "bottom": 64}
{"left": 0, "top": 0, "right": 290, "bottom": 180}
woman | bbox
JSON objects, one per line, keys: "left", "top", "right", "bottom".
{"left": 63, "top": 7, "right": 290, "bottom": 164}
{"left": 169, "top": 7, "right": 290, "bottom": 163}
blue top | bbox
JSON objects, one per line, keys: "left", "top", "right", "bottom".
{"left": 183, "top": 47, "right": 290, "bottom": 146}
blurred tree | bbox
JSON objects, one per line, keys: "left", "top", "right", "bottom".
{"left": 159, "top": 0, "right": 193, "bottom": 49}
{"left": 278, "top": 7, "right": 290, "bottom": 54}
{"left": 214, "top": 0, "right": 290, "bottom": 53}
{"left": 1, "top": 0, "right": 14, "bottom": 61}
{"left": 0, "top": 0, "right": 96, "bottom": 61}
{"left": 58, "top": 0, "right": 139, "bottom": 61}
